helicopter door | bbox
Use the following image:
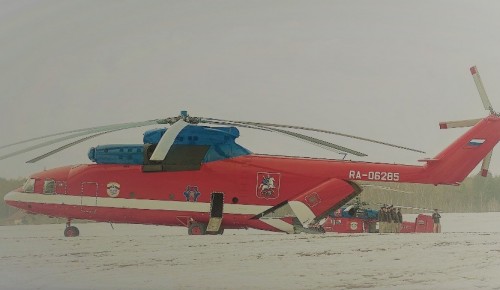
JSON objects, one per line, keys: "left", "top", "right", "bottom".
{"left": 80, "top": 182, "right": 98, "bottom": 214}
{"left": 206, "top": 192, "right": 224, "bottom": 234}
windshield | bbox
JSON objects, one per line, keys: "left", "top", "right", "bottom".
{"left": 22, "top": 178, "right": 35, "bottom": 193}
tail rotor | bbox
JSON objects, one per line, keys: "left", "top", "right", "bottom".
{"left": 439, "top": 65, "right": 498, "bottom": 177}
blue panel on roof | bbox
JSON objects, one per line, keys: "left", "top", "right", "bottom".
{"left": 88, "top": 145, "right": 144, "bottom": 165}
{"left": 89, "top": 125, "right": 250, "bottom": 165}
{"left": 143, "top": 125, "right": 240, "bottom": 144}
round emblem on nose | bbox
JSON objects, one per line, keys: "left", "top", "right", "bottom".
{"left": 107, "top": 182, "right": 120, "bottom": 198}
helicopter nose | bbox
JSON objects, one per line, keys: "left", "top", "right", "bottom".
{"left": 4, "top": 189, "right": 20, "bottom": 206}
{"left": 4, "top": 189, "right": 34, "bottom": 213}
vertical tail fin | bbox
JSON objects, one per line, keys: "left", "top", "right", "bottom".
{"left": 425, "top": 116, "right": 500, "bottom": 184}
{"left": 428, "top": 66, "right": 499, "bottom": 182}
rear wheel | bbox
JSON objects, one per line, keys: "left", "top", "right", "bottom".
{"left": 188, "top": 222, "right": 206, "bottom": 235}
{"left": 64, "top": 226, "right": 80, "bottom": 237}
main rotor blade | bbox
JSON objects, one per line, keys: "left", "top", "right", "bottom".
{"left": 0, "top": 120, "right": 159, "bottom": 150}
{"left": 263, "top": 126, "right": 368, "bottom": 157}
{"left": 480, "top": 150, "right": 493, "bottom": 177}
{"left": 149, "top": 120, "right": 189, "bottom": 161}
{"left": 439, "top": 118, "right": 481, "bottom": 129}
{"left": 470, "top": 66, "right": 495, "bottom": 113}
{"left": 203, "top": 118, "right": 425, "bottom": 154}
{"left": 209, "top": 120, "right": 367, "bottom": 156}
{"left": 0, "top": 128, "right": 90, "bottom": 150}
{"left": 0, "top": 120, "right": 158, "bottom": 161}
{"left": 26, "top": 131, "right": 115, "bottom": 163}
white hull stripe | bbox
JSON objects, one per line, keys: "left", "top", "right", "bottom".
{"left": 288, "top": 201, "right": 316, "bottom": 226}
{"left": 5, "top": 191, "right": 271, "bottom": 216}
{"left": 259, "top": 218, "right": 295, "bottom": 234}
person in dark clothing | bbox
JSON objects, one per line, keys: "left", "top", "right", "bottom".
{"left": 378, "top": 206, "right": 387, "bottom": 233}
{"left": 396, "top": 208, "right": 403, "bottom": 233}
{"left": 390, "top": 206, "right": 398, "bottom": 233}
{"left": 432, "top": 209, "right": 441, "bottom": 233}
{"left": 387, "top": 205, "right": 394, "bottom": 233}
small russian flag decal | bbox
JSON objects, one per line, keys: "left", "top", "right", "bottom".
{"left": 468, "top": 139, "right": 485, "bottom": 146}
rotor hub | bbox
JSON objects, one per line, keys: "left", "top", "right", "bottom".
{"left": 158, "top": 111, "right": 202, "bottom": 125}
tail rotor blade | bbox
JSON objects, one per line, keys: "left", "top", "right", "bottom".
{"left": 480, "top": 150, "right": 493, "bottom": 177}
{"left": 470, "top": 66, "right": 495, "bottom": 113}
{"left": 149, "top": 120, "right": 189, "bottom": 161}
{"left": 439, "top": 118, "right": 481, "bottom": 129}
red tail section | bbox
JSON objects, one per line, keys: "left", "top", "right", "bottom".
{"left": 424, "top": 115, "right": 500, "bottom": 184}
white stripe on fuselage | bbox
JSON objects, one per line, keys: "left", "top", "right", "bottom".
{"left": 4, "top": 191, "right": 272, "bottom": 215}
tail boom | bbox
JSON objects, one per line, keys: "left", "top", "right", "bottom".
{"left": 339, "top": 115, "right": 500, "bottom": 185}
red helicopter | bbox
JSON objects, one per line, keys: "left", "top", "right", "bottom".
{"left": 3, "top": 66, "right": 499, "bottom": 237}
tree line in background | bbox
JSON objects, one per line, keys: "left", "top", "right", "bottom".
{"left": 0, "top": 178, "right": 22, "bottom": 224}
{"left": 359, "top": 174, "right": 500, "bottom": 213}
{"left": 0, "top": 174, "right": 499, "bottom": 225}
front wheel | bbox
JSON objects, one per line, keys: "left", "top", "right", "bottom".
{"left": 64, "top": 226, "right": 80, "bottom": 237}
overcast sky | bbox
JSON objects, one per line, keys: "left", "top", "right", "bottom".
{"left": 1, "top": 0, "right": 500, "bottom": 179}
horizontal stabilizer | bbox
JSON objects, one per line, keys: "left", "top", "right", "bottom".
{"left": 439, "top": 118, "right": 481, "bottom": 129}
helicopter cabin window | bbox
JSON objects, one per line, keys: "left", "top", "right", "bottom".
{"left": 22, "top": 178, "right": 36, "bottom": 193}
{"left": 43, "top": 179, "right": 56, "bottom": 195}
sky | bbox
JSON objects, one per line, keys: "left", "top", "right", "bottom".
{"left": 1, "top": 0, "right": 500, "bottom": 179}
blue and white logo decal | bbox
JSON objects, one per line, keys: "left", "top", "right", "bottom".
{"left": 183, "top": 186, "right": 201, "bottom": 202}
{"left": 106, "top": 182, "right": 120, "bottom": 198}
{"left": 256, "top": 172, "right": 281, "bottom": 199}
{"left": 468, "top": 139, "right": 485, "bottom": 147}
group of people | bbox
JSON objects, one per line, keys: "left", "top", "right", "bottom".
{"left": 378, "top": 205, "right": 403, "bottom": 233}
{"left": 378, "top": 205, "right": 442, "bottom": 233}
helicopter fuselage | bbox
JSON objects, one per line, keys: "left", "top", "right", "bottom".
{"left": 4, "top": 115, "right": 500, "bottom": 235}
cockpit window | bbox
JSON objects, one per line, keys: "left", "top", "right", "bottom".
{"left": 22, "top": 179, "right": 35, "bottom": 193}
{"left": 43, "top": 179, "right": 55, "bottom": 195}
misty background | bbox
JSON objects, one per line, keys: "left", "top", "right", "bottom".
{"left": 1, "top": 0, "right": 500, "bottom": 179}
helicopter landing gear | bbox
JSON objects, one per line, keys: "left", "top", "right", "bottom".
{"left": 64, "top": 220, "right": 80, "bottom": 237}
{"left": 188, "top": 222, "right": 207, "bottom": 235}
